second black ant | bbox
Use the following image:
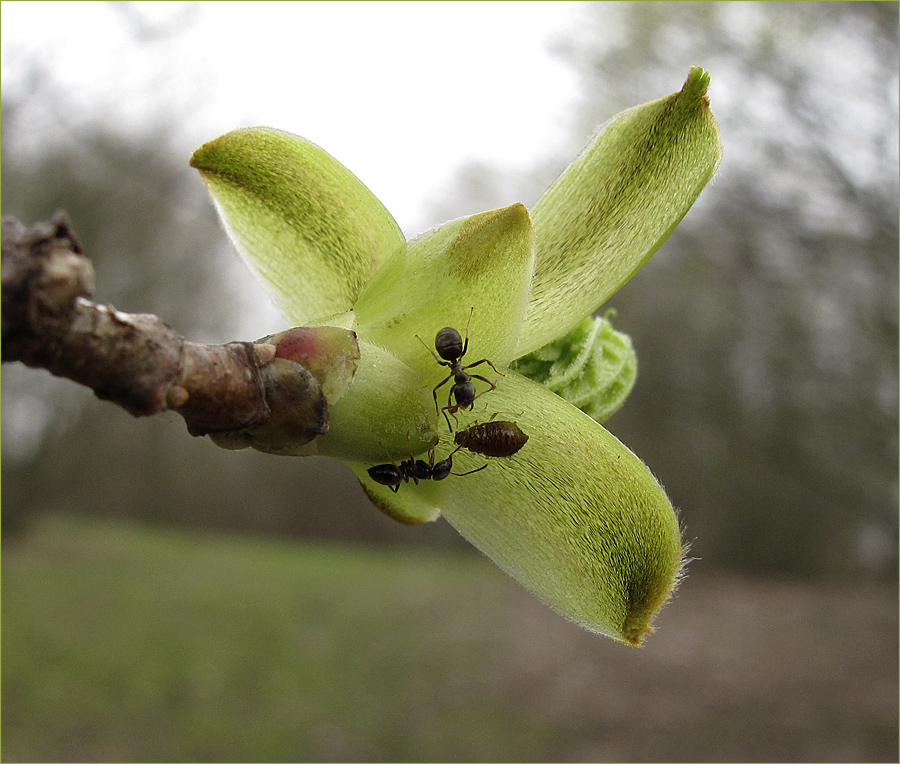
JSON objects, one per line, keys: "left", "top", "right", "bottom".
{"left": 417, "top": 309, "right": 503, "bottom": 429}
{"left": 367, "top": 443, "right": 486, "bottom": 493}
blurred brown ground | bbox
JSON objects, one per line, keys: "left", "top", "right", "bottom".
{"left": 488, "top": 570, "right": 898, "bottom": 763}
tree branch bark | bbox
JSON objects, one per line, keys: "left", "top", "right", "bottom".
{"left": 1, "top": 212, "right": 313, "bottom": 439}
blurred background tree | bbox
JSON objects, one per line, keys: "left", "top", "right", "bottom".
{"left": 3, "top": 1, "right": 897, "bottom": 580}
{"left": 431, "top": 1, "right": 899, "bottom": 580}
{"left": 0, "top": 45, "right": 458, "bottom": 548}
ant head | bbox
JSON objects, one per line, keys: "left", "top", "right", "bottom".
{"left": 434, "top": 327, "right": 463, "bottom": 361}
{"left": 431, "top": 457, "right": 453, "bottom": 481}
{"left": 431, "top": 444, "right": 461, "bottom": 481}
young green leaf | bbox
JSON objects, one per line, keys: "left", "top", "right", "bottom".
{"left": 354, "top": 203, "right": 536, "bottom": 369}
{"left": 190, "top": 128, "right": 405, "bottom": 325}
{"left": 518, "top": 66, "right": 722, "bottom": 356}
{"left": 350, "top": 370, "right": 684, "bottom": 645}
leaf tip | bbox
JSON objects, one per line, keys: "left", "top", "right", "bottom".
{"left": 682, "top": 66, "right": 712, "bottom": 104}
{"left": 621, "top": 534, "right": 690, "bottom": 646}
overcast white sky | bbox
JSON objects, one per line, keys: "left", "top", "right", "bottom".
{"left": 1, "top": 0, "right": 584, "bottom": 234}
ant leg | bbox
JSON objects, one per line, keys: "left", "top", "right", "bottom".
{"left": 441, "top": 405, "right": 462, "bottom": 431}
{"left": 460, "top": 307, "right": 474, "bottom": 358}
{"left": 469, "top": 374, "right": 496, "bottom": 390}
{"left": 416, "top": 333, "right": 446, "bottom": 365}
{"left": 432, "top": 374, "right": 452, "bottom": 414}
{"left": 442, "top": 386, "right": 462, "bottom": 430}
{"left": 465, "top": 375, "right": 498, "bottom": 408}
{"left": 462, "top": 358, "right": 505, "bottom": 376}
{"left": 403, "top": 434, "right": 420, "bottom": 485}
{"left": 453, "top": 463, "right": 488, "bottom": 477}
{"left": 377, "top": 441, "right": 397, "bottom": 463}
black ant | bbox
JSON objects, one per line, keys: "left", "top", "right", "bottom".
{"left": 417, "top": 309, "right": 503, "bottom": 429}
{"left": 367, "top": 442, "right": 486, "bottom": 493}
{"left": 454, "top": 420, "right": 528, "bottom": 458}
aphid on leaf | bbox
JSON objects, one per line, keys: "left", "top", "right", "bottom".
{"left": 417, "top": 308, "right": 503, "bottom": 429}
{"left": 454, "top": 420, "right": 529, "bottom": 458}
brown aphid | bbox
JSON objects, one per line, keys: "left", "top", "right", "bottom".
{"left": 454, "top": 420, "right": 528, "bottom": 458}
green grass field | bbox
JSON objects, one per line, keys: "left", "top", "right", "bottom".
{"left": 3, "top": 514, "right": 897, "bottom": 762}
{"left": 3, "top": 514, "right": 560, "bottom": 762}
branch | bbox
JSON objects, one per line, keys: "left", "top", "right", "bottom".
{"left": 1, "top": 212, "right": 327, "bottom": 443}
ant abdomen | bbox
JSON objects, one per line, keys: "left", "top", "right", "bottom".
{"left": 434, "top": 327, "right": 464, "bottom": 362}
{"left": 367, "top": 462, "right": 405, "bottom": 490}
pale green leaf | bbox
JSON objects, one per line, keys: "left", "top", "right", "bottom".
{"left": 190, "top": 127, "right": 405, "bottom": 325}
{"left": 517, "top": 67, "right": 722, "bottom": 356}
{"left": 350, "top": 371, "right": 684, "bottom": 644}
{"left": 354, "top": 204, "right": 536, "bottom": 369}
{"left": 310, "top": 339, "right": 438, "bottom": 464}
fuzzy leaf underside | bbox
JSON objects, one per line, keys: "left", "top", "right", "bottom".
{"left": 350, "top": 371, "right": 684, "bottom": 644}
